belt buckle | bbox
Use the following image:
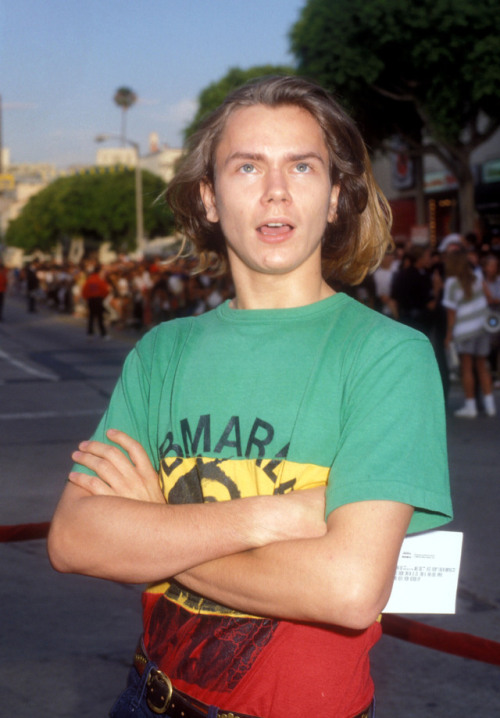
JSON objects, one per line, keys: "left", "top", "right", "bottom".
{"left": 146, "top": 668, "right": 174, "bottom": 715}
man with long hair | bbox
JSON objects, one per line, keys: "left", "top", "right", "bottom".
{"left": 49, "top": 76, "right": 452, "bottom": 718}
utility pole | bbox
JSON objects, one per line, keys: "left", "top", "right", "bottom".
{"left": 95, "top": 134, "right": 144, "bottom": 253}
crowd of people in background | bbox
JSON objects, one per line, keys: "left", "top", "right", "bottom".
{"left": 347, "top": 230, "right": 500, "bottom": 418}
{"left": 0, "top": 260, "right": 8, "bottom": 321}
{"left": 1, "top": 229, "right": 500, "bottom": 417}
{"left": 3, "top": 254, "right": 234, "bottom": 332}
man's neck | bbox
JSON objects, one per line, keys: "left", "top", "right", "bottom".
{"left": 231, "top": 271, "right": 335, "bottom": 310}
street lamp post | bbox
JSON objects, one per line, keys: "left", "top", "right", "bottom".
{"left": 95, "top": 133, "right": 144, "bottom": 253}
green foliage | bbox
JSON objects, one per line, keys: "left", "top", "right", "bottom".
{"left": 290, "top": 0, "right": 500, "bottom": 145}
{"left": 113, "top": 87, "right": 137, "bottom": 110}
{"left": 6, "top": 169, "right": 174, "bottom": 253}
{"left": 184, "top": 64, "right": 295, "bottom": 139}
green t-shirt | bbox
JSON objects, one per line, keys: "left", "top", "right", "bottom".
{"left": 81, "top": 292, "right": 452, "bottom": 717}
{"left": 88, "top": 292, "right": 451, "bottom": 532}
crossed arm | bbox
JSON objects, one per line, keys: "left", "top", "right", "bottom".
{"left": 48, "top": 429, "right": 413, "bottom": 630}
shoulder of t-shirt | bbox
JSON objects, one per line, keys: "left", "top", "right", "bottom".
{"left": 335, "top": 296, "right": 435, "bottom": 379}
{"left": 339, "top": 294, "right": 429, "bottom": 344}
{"left": 134, "top": 316, "right": 193, "bottom": 354}
{"left": 132, "top": 309, "right": 221, "bottom": 363}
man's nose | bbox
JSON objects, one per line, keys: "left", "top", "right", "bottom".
{"left": 262, "top": 169, "right": 291, "bottom": 203}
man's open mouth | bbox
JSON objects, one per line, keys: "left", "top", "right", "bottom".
{"left": 258, "top": 222, "right": 294, "bottom": 237}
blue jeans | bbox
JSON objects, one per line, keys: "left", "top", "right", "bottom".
{"left": 109, "top": 664, "right": 169, "bottom": 718}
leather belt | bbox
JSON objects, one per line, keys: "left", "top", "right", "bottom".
{"left": 134, "top": 642, "right": 373, "bottom": 718}
{"left": 134, "top": 642, "right": 258, "bottom": 718}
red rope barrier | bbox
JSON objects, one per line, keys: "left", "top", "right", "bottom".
{"left": 0, "top": 522, "right": 51, "bottom": 542}
{"left": 382, "top": 614, "right": 500, "bottom": 666}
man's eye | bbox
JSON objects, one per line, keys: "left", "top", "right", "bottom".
{"left": 295, "top": 163, "right": 310, "bottom": 173}
{"left": 240, "top": 163, "right": 255, "bottom": 173}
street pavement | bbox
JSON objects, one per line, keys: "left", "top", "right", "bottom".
{"left": 1, "top": 292, "right": 499, "bottom": 717}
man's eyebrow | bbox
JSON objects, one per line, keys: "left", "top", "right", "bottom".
{"left": 287, "top": 152, "right": 327, "bottom": 165}
{"left": 223, "top": 152, "right": 264, "bottom": 168}
{"left": 223, "top": 151, "right": 327, "bottom": 167}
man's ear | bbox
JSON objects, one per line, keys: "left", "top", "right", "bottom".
{"left": 200, "top": 181, "right": 219, "bottom": 223}
{"left": 327, "top": 184, "right": 340, "bottom": 223}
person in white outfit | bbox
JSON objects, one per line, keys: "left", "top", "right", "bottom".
{"left": 443, "top": 249, "right": 496, "bottom": 418}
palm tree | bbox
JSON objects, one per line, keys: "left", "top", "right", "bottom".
{"left": 113, "top": 87, "right": 137, "bottom": 146}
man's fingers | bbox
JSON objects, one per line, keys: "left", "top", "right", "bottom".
{"left": 72, "top": 446, "right": 125, "bottom": 482}
{"left": 71, "top": 431, "right": 164, "bottom": 503}
{"left": 74, "top": 431, "right": 156, "bottom": 482}
{"left": 106, "top": 429, "right": 158, "bottom": 480}
{"left": 74, "top": 437, "right": 140, "bottom": 480}
{"left": 68, "top": 471, "right": 114, "bottom": 496}
{"left": 76, "top": 439, "right": 126, "bottom": 464}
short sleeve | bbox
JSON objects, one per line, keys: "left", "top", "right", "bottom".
{"left": 325, "top": 333, "right": 452, "bottom": 534}
{"left": 71, "top": 329, "right": 159, "bottom": 476}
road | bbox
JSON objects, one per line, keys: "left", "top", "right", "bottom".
{"left": 1, "top": 293, "right": 499, "bottom": 717}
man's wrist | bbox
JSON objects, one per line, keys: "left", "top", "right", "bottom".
{"left": 242, "top": 490, "right": 326, "bottom": 548}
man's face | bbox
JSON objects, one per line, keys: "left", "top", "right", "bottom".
{"left": 201, "top": 104, "right": 339, "bottom": 284}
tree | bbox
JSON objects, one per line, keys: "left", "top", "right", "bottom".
{"left": 5, "top": 169, "right": 174, "bottom": 253}
{"left": 184, "top": 65, "right": 295, "bottom": 139}
{"left": 290, "top": 0, "right": 500, "bottom": 234}
{"left": 114, "top": 87, "right": 138, "bottom": 145}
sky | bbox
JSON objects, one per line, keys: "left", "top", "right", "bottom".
{"left": 0, "top": 0, "right": 305, "bottom": 169}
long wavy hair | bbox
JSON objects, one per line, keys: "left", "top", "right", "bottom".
{"left": 166, "top": 75, "right": 392, "bottom": 285}
{"left": 445, "top": 249, "right": 476, "bottom": 300}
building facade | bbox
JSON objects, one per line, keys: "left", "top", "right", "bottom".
{"left": 96, "top": 133, "right": 183, "bottom": 185}
{"left": 373, "top": 129, "right": 500, "bottom": 247}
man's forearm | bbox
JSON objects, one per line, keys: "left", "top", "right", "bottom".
{"left": 176, "top": 539, "right": 344, "bottom": 622}
{"left": 48, "top": 484, "right": 326, "bottom": 583}
{"left": 176, "top": 500, "right": 413, "bottom": 630}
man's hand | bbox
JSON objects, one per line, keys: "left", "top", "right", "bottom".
{"left": 69, "top": 429, "right": 326, "bottom": 540}
{"left": 69, "top": 429, "right": 166, "bottom": 504}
